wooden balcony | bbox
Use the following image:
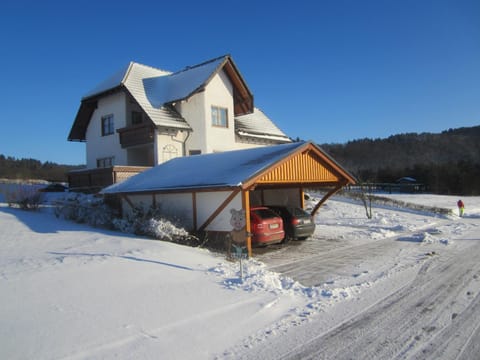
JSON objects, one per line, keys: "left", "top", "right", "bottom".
{"left": 117, "top": 124, "right": 155, "bottom": 148}
{"left": 68, "top": 166, "right": 150, "bottom": 192}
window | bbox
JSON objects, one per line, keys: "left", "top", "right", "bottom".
{"left": 131, "top": 111, "right": 142, "bottom": 125}
{"left": 211, "top": 106, "right": 228, "bottom": 127}
{"left": 96, "top": 156, "right": 114, "bottom": 168}
{"left": 101, "top": 114, "right": 115, "bottom": 136}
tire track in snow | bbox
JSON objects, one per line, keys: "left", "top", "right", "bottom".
{"left": 259, "top": 218, "right": 454, "bottom": 287}
{"left": 281, "top": 240, "right": 480, "bottom": 360}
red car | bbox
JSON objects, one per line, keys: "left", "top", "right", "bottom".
{"left": 249, "top": 206, "right": 285, "bottom": 246}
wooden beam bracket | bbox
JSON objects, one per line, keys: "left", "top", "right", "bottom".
{"left": 310, "top": 182, "right": 346, "bottom": 216}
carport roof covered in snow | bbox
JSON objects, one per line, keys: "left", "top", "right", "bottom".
{"left": 101, "top": 141, "right": 356, "bottom": 195}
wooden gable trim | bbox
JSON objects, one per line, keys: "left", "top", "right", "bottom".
{"left": 68, "top": 100, "right": 97, "bottom": 141}
{"left": 185, "top": 56, "right": 253, "bottom": 116}
{"left": 242, "top": 143, "right": 356, "bottom": 189}
{"left": 222, "top": 58, "right": 254, "bottom": 116}
{"left": 256, "top": 149, "right": 340, "bottom": 184}
{"left": 68, "top": 86, "right": 126, "bottom": 142}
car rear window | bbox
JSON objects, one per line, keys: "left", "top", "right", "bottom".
{"left": 252, "top": 208, "right": 279, "bottom": 219}
{"left": 293, "top": 208, "right": 310, "bottom": 216}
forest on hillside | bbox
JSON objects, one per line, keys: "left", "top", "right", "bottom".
{"left": 0, "top": 155, "right": 81, "bottom": 182}
{"left": 321, "top": 126, "right": 480, "bottom": 195}
{"left": 1, "top": 125, "right": 479, "bottom": 195}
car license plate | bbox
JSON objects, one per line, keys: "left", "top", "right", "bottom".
{"left": 269, "top": 223, "right": 279, "bottom": 229}
{"left": 303, "top": 219, "right": 311, "bottom": 224}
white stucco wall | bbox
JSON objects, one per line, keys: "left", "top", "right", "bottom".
{"left": 175, "top": 92, "right": 207, "bottom": 154}
{"left": 121, "top": 193, "right": 194, "bottom": 228}
{"left": 121, "top": 190, "right": 243, "bottom": 232}
{"left": 196, "top": 191, "right": 242, "bottom": 231}
{"left": 155, "top": 193, "right": 194, "bottom": 227}
{"left": 86, "top": 92, "right": 127, "bottom": 169}
{"left": 176, "top": 70, "right": 236, "bottom": 155}
{"left": 154, "top": 129, "right": 188, "bottom": 165}
{"left": 230, "top": 141, "right": 265, "bottom": 151}
{"left": 203, "top": 70, "right": 236, "bottom": 153}
{"left": 119, "top": 188, "right": 302, "bottom": 235}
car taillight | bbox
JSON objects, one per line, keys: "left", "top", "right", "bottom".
{"left": 291, "top": 218, "right": 301, "bottom": 225}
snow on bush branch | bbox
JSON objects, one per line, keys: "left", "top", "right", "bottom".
{"left": 54, "top": 193, "right": 199, "bottom": 246}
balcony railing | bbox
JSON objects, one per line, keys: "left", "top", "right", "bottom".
{"left": 68, "top": 166, "right": 150, "bottom": 192}
{"left": 117, "top": 124, "right": 155, "bottom": 148}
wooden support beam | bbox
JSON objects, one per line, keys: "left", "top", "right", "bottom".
{"left": 299, "top": 187, "right": 305, "bottom": 209}
{"left": 243, "top": 190, "right": 252, "bottom": 258}
{"left": 310, "top": 183, "right": 345, "bottom": 216}
{"left": 192, "top": 192, "right": 197, "bottom": 230}
{"left": 122, "top": 194, "right": 135, "bottom": 209}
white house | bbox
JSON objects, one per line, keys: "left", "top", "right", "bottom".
{"left": 68, "top": 55, "right": 291, "bottom": 190}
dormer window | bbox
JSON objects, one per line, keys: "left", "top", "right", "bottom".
{"left": 211, "top": 106, "right": 228, "bottom": 128}
{"left": 101, "top": 114, "right": 114, "bottom": 136}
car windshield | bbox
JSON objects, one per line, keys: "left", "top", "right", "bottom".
{"left": 253, "top": 208, "right": 279, "bottom": 219}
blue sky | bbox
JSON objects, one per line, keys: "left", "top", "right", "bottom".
{"left": 1, "top": 0, "right": 479, "bottom": 165}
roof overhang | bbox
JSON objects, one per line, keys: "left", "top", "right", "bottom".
{"left": 102, "top": 141, "right": 356, "bottom": 196}
{"left": 221, "top": 56, "right": 254, "bottom": 115}
{"left": 68, "top": 86, "right": 124, "bottom": 141}
{"left": 236, "top": 130, "right": 292, "bottom": 143}
{"left": 68, "top": 100, "right": 97, "bottom": 142}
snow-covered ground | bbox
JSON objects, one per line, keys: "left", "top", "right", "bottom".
{"left": 0, "top": 188, "right": 479, "bottom": 359}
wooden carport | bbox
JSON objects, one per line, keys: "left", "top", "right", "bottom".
{"left": 196, "top": 142, "right": 356, "bottom": 256}
{"left": 102, "top": 141, "right": 356, "bottom": 257}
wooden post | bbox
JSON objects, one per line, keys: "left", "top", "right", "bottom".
{"left": 243, "top": 190, "right": 252, "bottom": 258}
{"left": 299, "top": 187, "right": 305, "bottom": 209}
{"left": 192, "top": 192, "right": 197, "bottom": 231}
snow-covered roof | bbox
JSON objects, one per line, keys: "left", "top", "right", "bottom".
{"left": 235, "top": 108, "right": 291, "bottom": 143}
{"left": 69, "top": 55, "right": 258, "bottom": 141}
{"left": 121, "top": 62, "right": 190, "bottom": 130}
{"left": 82, "top": 63, "right": 134, "bottom": 99}
{"left": 102, "top": 141, "right": 309, "bottom": 194}
{"left": 82, "top": 61, "right": 192, "bottom": 130}
{"left": 143, "top": 57, "right": 226, "bottom": 107}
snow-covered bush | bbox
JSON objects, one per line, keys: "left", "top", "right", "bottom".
{"left": 54, "top": 193, "right": 113, "bottom": 228}
{"left": 5, "top": 185, "right": 45, "bottom": 210}
{"left": 54, "top": 193, "right": 199, "bottom": 246}
{"left": 112, "top": 203, "right": 199, "bottom": 246}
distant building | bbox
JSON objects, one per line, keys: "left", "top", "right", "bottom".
{"left": 396, "top": 177, "right": 417, "bottom": 184}
{"left": 395, "top": 177, "right": 425, "bottom": 193}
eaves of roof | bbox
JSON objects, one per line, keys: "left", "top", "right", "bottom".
{"left": 234, "top": 108, "right": 291, "bottom": 142}
{"left": 101, "top": 141, "right": 357, "bottom": 195}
